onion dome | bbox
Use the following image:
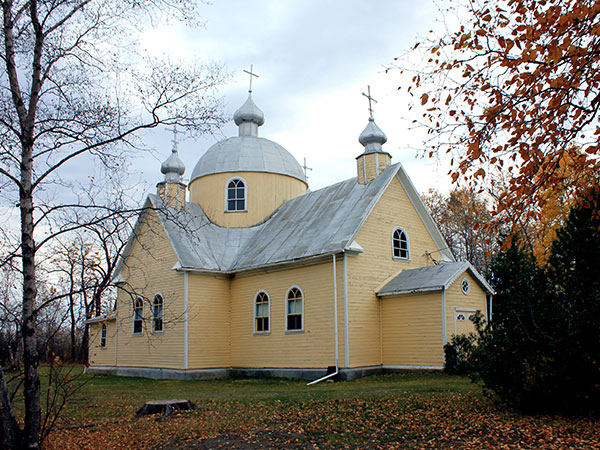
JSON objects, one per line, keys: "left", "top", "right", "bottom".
{"left": 233, "top": 94, "right": 265, "bottom": 137}
{"left": 161, "top": 147, "right": 185, "bottom": 182}
{"left": 358, "top": 116, "right": 388, "bottom": 154}
{"left": 190, "top": 94, "right": 306, "bottom": 184}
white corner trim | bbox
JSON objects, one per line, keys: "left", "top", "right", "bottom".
{"left": 332, "top": 254, "right": 339, "bottom": 368}
{"left": 343, "top": 253, "right": 350, "bottom": 368}
{"left": 441, "top": 288, "right": 447, "bottom": 347}
{"left": 184, "top": 272, "right": 189, "bottom": 370}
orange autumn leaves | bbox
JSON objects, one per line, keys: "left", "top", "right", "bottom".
{"left": 407, "top": 0, "right": 600, "bottom": 229}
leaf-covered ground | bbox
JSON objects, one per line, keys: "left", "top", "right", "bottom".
{"left": 33, "top": 371, "right": 599, "bottom": 449}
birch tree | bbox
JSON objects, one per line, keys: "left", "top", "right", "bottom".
{"left": 0, "top": 1, "right": 226, "bottom": 448}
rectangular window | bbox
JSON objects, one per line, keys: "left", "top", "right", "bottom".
{"left": 100, "top": 324, "right": 107, "bottom": 348}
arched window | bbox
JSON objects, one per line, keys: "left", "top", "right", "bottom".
{"left": 254, "top": 291, "right": 270, "bottom": 333}
{"left": 152, "top": 294, "right": 164, "bottom": 333}
{"left": 226, "top": 178, "right": 246, "bottom": 211}
{"left": 286, "top": 287, "right": 303, "bottom": 332}
{"left": 100, "top": 323, "right": 107, "bottom": 348}
{"left": 392, "top": 227, "right": 410, "bottom": 260}
{"left": 133, "top": 297, "right": 143, "bottom": 335}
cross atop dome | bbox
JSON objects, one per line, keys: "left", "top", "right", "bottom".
{"left": 161, "top": 126, "right": 185, "bottom": 182}
{"left": 243, "top": 64, "right": 259, "bottom": 94}
{"left": 362, "top": 85, "right": 377, "bottom": 118}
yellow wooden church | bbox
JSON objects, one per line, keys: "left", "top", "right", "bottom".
{"left": 87, "top": 91, "right": 493, "bottom": 381}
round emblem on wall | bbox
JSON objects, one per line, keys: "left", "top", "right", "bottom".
{"left": 461, "top": 278, "right": 470, "bottom": 295}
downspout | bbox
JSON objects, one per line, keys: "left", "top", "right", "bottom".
{"left": 184, "top": 272, "right": 189, "bottom": 370}
{"left": 114, "top": 317, "right": 118, "bottom": 368}
{"left": 307, "top": 254, "right": 339, "bottom": 385}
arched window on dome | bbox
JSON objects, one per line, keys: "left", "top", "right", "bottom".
{"left": 392, "top": 227, "right": 410, "bottom": 260}
{"left": 226, "top": 178, "right": 246, "bottom": 212}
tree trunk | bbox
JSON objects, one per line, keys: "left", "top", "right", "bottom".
{"left": 69, "top": 293, "right": 76, "bottom": 362}
{"left": 0, "top": 366, "right": 20, "bottom": 449}
{"left": 21, "top": 140, "right": 41, "bottom": 448}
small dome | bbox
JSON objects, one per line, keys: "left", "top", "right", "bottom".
{"left": 358, "top": 117, "right": 387, "bottom": 150}
{"left": 161, "top": 148, "right": 185, "bottom": 182}
{"left": 233, "top": 94, "right": 265, "bottom": 127}
{"left": 190, "top": 136, "right": 306, "bottom": 183}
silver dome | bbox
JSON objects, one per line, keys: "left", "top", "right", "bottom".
{"left": 190, "top": 136, "right": 307, "bottom": 183}
{"left": 161, "top": 148, "right": 185, "bottom": 182}
{"left": 358, "top": 116, "right": 387, "bottom": 153}
{"left": 233, "top": 94, "right": 264, "bottom": 127}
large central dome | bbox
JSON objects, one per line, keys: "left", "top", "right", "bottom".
{"left": 188, "top": 93, "right": 308, "bottom": 228}
{"left": 190, "top": 94, "right": 306, "bottom": 184}
{"left": 190, "top": 135, "right": 306, "bottom": 183}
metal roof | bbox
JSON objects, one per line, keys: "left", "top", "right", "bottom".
{"left": 189, "top": 136, "right": 307, "bottom": 184}
{"left": 149, "top": 164, "right": 401, "bottom": 273}
{"left": 376, "top": 261, "right": 495, "bottom": 296}
{"left": 114, "top": 162, "right": 457, "bottom": 282}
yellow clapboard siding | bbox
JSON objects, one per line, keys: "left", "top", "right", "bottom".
{"left": 189, "top": 171, "right": 307, "bottom": 228}
{"left": 445, "top": 271, "right": 488, "bottom": 340}
{"left": 88, "top": 320, "right": 116, "bottom": 366}
{"left": 381, "top": 293, "right": 443, "bottom": 366}
{"left": 187, "top": 274, "right": 231, "bottom": 368}
{"left": 229, "top": 261, "right": 338, "bottom": 369}
{"left": 114, "top": 209, "right": 185, "bottom": 369}
{"left": 347, "top": 175, "right": 441, "bottom": 367}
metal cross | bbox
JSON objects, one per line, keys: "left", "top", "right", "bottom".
{"left": 362, "top": 85, "right": 377, "bottom": 118}
{"left": 243, "top": 64, "right": 259, "bottom": 93}
{"left": 169, "top": 125, "right": 179, "bottom": 153}
{"left": 302, "top": 157, "right": 313, "bottom": 179}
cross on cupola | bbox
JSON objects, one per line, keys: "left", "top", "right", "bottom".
{"left": 243, "top": 64, "right": 259, "bottom": 93}
{"left": 362, "top": 85, "right": 377, "bottom": 118}
{"left": 169, "top": 125, "right": 179, "bottom": 152}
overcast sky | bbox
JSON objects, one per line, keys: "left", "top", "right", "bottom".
{"left": 138, "top": 0, "right": 451, "bottom": 195}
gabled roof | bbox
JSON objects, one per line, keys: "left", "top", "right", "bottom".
{"left": 115, "top": 162, "right": 455, "bottom": 277}
{"left": 376, "top": 261, "right": 495, "bottom": 296}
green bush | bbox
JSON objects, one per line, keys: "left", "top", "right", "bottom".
{"left": 471, "top": 191, "right": 600, "bottom": 413}
{"left": 444, "top": 333, "right": 477, "bottom": 375}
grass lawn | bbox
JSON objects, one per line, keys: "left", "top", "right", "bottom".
{"left": 11, "top": 366, "right": 599, "bottom": 449}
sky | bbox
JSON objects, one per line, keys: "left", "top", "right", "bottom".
{"left": 138, "top": 0, "right": 451, "bottom": 195}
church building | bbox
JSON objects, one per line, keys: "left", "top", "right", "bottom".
{"left": 87, "top": 88, "right": 493, "bottom": 381}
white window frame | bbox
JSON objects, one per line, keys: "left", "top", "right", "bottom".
{"left": 225, "top": 176, "right": 248, "bottom": 212}
{"left": 133, "top": 297, "right": 144, "bottom": 335}
{"left": 100, "top": 323, "right": 107, "bottom": 349}
{"left": 152, "top": 293, "right": 164, "bottom": 334}
{"left": 392, "top": 226, "right": 410, "bottom": 261}
{"left": 285, "top": 285, "right": 304, "bottom": 333}
{"left": 461, "top": 277, "right": 470, "bottom": 295}
{"left": 253, "top": 290, "right": 271, "bottom": 334}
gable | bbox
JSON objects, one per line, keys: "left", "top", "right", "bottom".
{"left": 352, "top": 173, "right": 452, "bottom": 268}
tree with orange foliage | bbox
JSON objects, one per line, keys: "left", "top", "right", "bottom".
{"left": 422, "top": 187, "right": 497, "bottom": 274}
{"left": 402, "top": 0, "right": 600, "bottom": 227}
{"left": 528, "top": 147, "right": 600, "bottom": 263}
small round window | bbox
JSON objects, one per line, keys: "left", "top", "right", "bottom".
{"left": 461, "top": 278, "right": 470, "bottom": 295}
